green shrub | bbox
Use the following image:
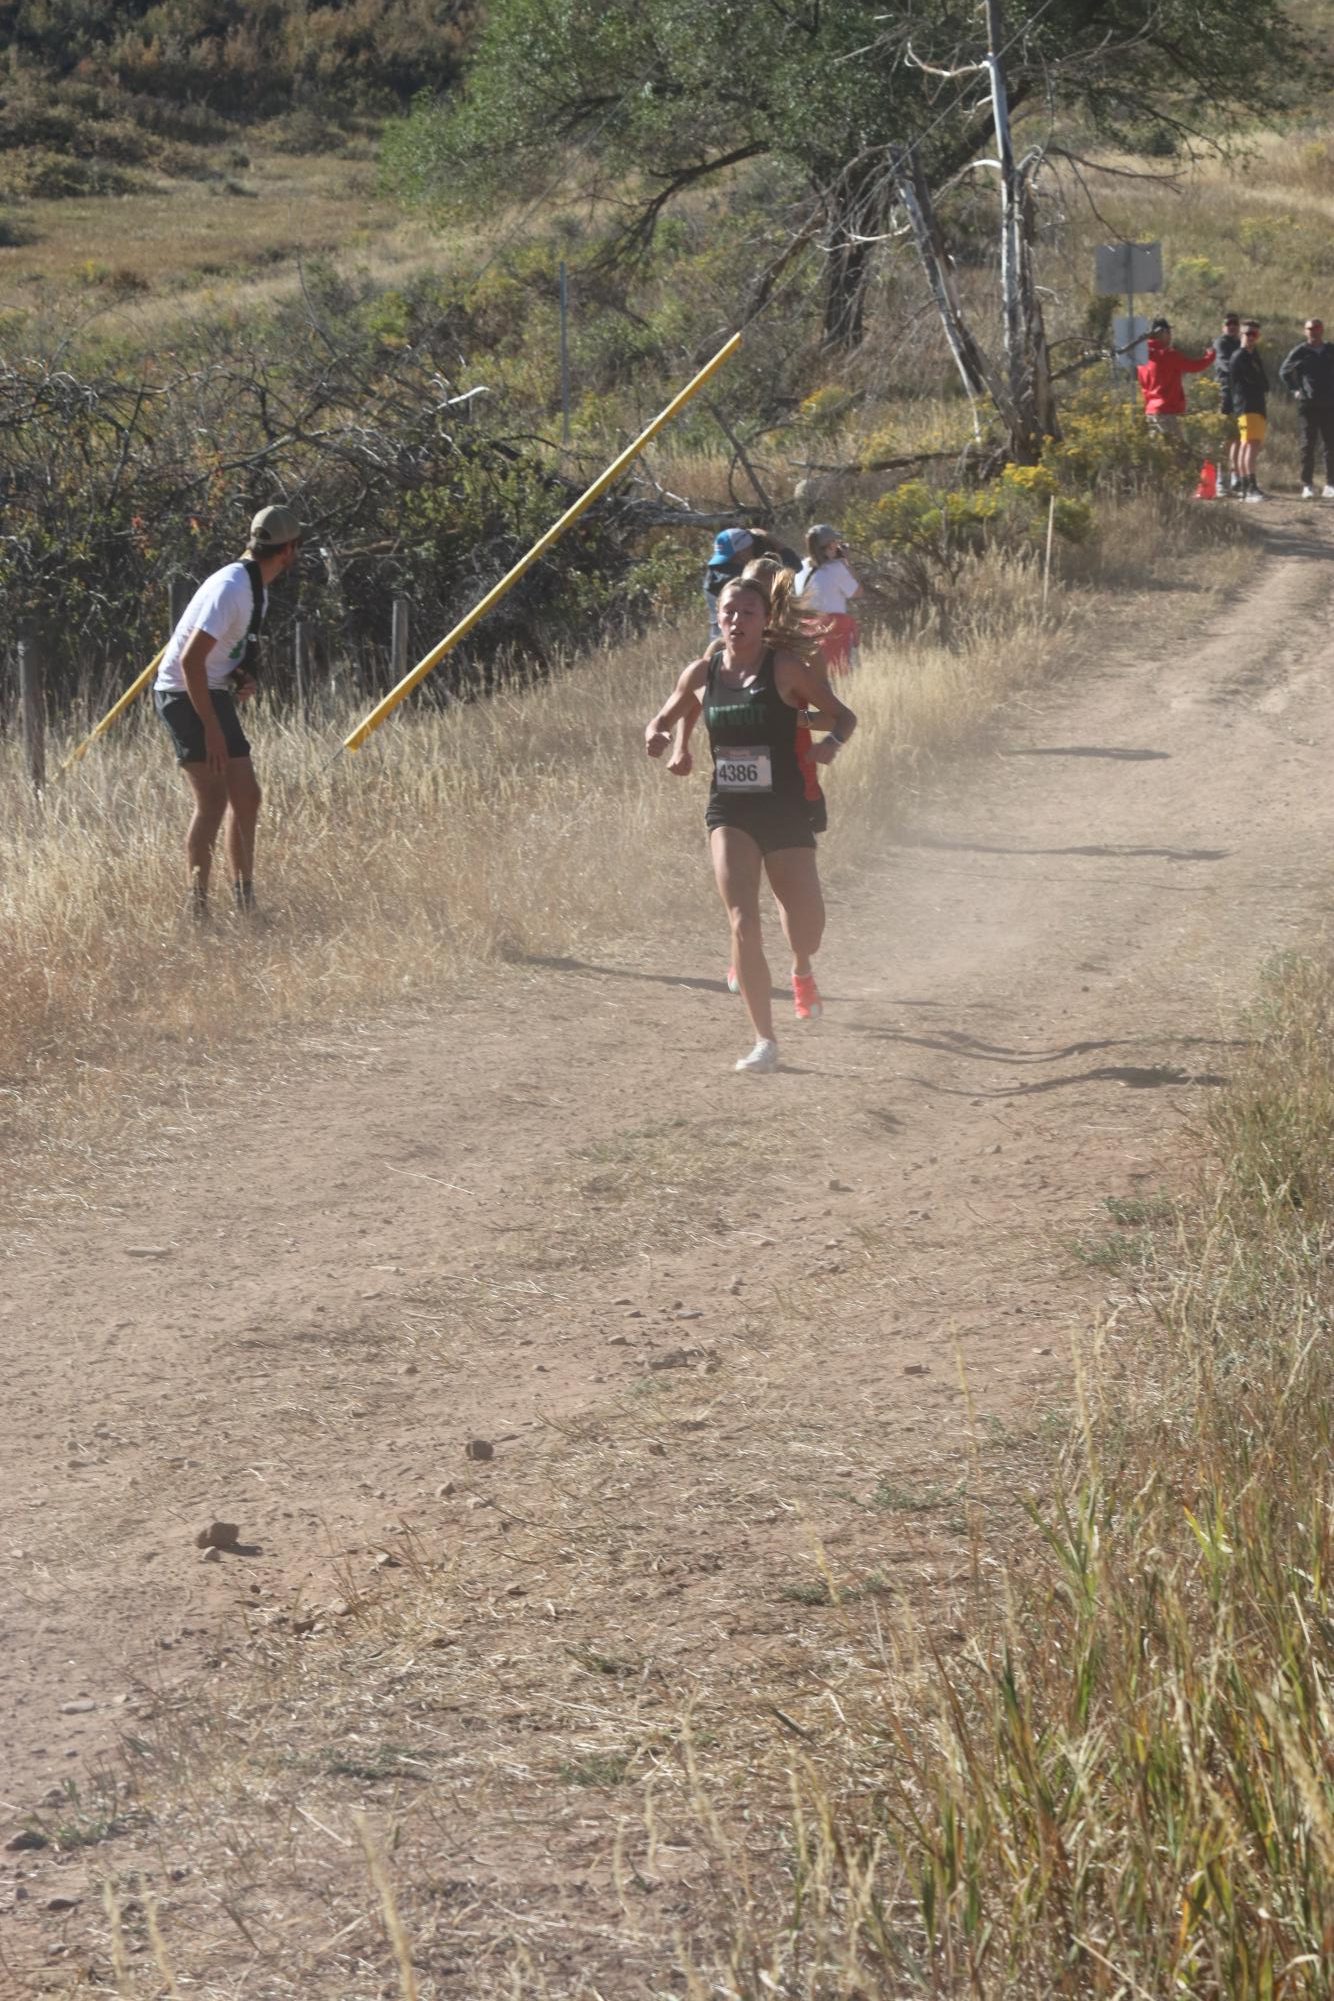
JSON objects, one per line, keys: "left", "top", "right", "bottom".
{"left": 797, "top": 385, "right": 856, "bottom": 436}
{"left": 845, "top": 464, "right": 1092, "bottom": 572}
{"left": 1043, "top": 382, "right": 1228, "bottom": 495}
{"left": 267, "top": 108, "right": 348, "bottom": 157}
{"left": 1171, "top": 254, "right": 1227, "bottom": 310}
{"left": 0, "top": 149, "right": 139, "bottom": 197}
{"left": 1281, "top": 135, "right": 1334, "bottom": 194}
{"left": 153, "top": 143, "right": 221, "bottom": 180}
{"left": 1238, "top": 214, "right": 1304, "bottom": 268}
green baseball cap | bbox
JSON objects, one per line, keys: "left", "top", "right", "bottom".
{"left": 247, "top": 503, "right": 304, "bottom": 552}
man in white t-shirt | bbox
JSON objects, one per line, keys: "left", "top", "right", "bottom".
{"left": 154, "top": 503, "right": 302, "bottom": 917}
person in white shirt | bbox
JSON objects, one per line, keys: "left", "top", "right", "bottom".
{"left": 153, "top": 503, "right": 303, "bottom": 918}
{"left": 794, "top": 523, "right": 862, "bottom": 672}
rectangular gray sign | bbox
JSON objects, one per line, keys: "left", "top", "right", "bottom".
{"left": 1096, "top": 242, "right": 1163, "bottom": 295}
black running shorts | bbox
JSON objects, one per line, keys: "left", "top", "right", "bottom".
{"left": 155, "top": 688, "right": 252, "bottom": 765}
{"left": 705, "top": 797, "right": 817, "bottom": 855}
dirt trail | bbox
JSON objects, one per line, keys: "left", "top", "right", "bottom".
{"left": 4, "top": 508, "right": 1334, "bottom": 1983}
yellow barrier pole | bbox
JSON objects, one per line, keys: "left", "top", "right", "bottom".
{"left": 343, "top": 331, "right": 742, "bottom": 753}
{"left": 58, "top": 647, "right": 166, "bottom": 775}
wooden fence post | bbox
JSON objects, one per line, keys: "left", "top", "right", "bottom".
{"left": 294, "top": 620, "right": 309, "bottom": 720}
{"left": 17, "top": 618, "right": 46, "bottom": 797}
{"left": 391, "top": 596, "right": 410, "bottom": 687}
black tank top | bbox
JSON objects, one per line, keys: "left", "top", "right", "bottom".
{"left": 704, "top": 649, "right": 804, "bottom": 808}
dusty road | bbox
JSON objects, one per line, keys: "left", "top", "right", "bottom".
{"left": 3, "top": 508, "right": 1333, "bottom": 1989}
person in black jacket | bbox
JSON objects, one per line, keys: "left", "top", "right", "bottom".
{"left": 1226, "top": 323, "right": 1269, "bottom": 501}
{"left": 1214, "top": 311, "right": 1242, "bottom": 493}
{"left": 1278, "top": 317, "right": 1334, "bottom": 499}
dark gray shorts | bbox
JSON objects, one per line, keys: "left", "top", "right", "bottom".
{"left": 155, "top": 688, "right": 252, "bottom": 765}
{"left": 706, "top": 796, "right": 818, "bottom": 855}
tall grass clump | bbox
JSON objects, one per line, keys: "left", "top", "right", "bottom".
{"left": 0, "top": 623, "right": 705, "bottom": 1096}
{"left": 734, "top": 952, "right": 1334, "bottom": 1997}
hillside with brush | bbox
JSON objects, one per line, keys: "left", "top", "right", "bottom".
{"left": 0, "top": 0, "right": 471, "bottom": 195}
{"left": 0, "top": 0, "right": 1332, "bottom": 713}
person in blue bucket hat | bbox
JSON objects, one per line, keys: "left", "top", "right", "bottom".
{"left": 704, "top": 526, "right": 797, "bottom": 641}
{"left": 704, "top": 528, "right": 755, "bottom": 640}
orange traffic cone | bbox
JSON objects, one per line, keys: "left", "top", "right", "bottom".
{"left": 1195, "top": 460, "right": 1218, "bottom": 500}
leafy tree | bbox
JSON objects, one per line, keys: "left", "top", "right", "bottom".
{"left": 384, "top": 0, "right": 1307, "bottom": 355}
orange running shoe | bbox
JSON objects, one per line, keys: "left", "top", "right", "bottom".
{"left": 793, "top": 972, "right": 822, "bottom": 1021}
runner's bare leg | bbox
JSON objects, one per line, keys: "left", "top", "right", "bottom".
{"left": 764, "top": 847, "right": 826, "bottom": 978}
{"left": 710, "top": 826, "right": 773, "bottom": 1041}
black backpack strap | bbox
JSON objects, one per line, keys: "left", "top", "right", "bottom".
{"left": 241, "top": 558, "right": 266, "bottom": 674}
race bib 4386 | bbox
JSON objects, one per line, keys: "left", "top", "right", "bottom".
{"left": 715, "top": 745, "right": 773, "bottom": 792}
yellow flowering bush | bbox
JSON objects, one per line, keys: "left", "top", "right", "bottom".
{"left": 1043, "top": 383, "right": 1229, "bottom": 494}
{"left": 998, "top": 462, "right": 1057, "bottom": 500}
{"left": 845, "top": 464, "right": 1091, "bottom": 573}
{"left": 798, "top": 385, "right": 855, "bottom": 434}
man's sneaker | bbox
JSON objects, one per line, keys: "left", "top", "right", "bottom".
{"left": 726, "top": 966, "right": 742, "bottom": 995}
{"left": 793, "top": 972, "right": 823, "bottom": 1021}
{"left": 1323, "top": 485, "right": 1334, "bottom": 499}
{"left": 1244, "top": 487, "right": 1266, "bottom": 502}
{"left": 1302, "top": 484, "right": 1317, "bottom": 499}
{"left": 734, "top": 1038, "right": 778, "bottom": 1074}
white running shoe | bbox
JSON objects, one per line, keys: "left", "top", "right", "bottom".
{"left": 1243, "top": 488, "right": 1266, "bottom": 502}
{"left": 734, "top": 1038, "right": 778, "bottom": 1074}
{"left": 1323, "top": 485, "right": 1334, "bottom": 499}
{"left": 1302, "top": 484, "right": 1317, "bottom": 499}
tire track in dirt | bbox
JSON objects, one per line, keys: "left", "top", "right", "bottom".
{"left": 2, "top": 508, "right": 1332, "bottom": 1979}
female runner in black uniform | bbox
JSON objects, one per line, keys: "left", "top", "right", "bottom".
{"left": 645, "top": 574, "right": 857, "bottom": 1072}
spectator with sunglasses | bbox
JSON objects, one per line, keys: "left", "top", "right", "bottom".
{"left": 1279, "top": 317, "right": 1334, "bottom": 499}
{"left": 1225, "top": 323, "right": 1269, "bottom": 501}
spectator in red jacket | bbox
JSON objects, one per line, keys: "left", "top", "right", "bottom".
{"left": 1137, "top": 318, "right": 1216, "bottom": 461}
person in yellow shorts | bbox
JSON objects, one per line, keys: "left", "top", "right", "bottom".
{"left": 1226, "top": 323, "right": 1270, "bottom": 501}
